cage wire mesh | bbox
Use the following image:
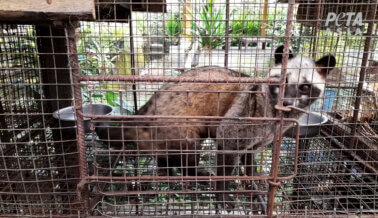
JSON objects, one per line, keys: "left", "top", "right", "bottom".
{"left": 0, "top": 24, "right": 82, "bottom": 216}
{"left": 0, "top": 0, "right": 377, "bottom": 217}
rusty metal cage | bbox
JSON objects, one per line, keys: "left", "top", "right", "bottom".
{"left": 0, "top": 0, "right": 377, "bottom": 217}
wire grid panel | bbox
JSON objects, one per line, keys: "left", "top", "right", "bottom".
{"left": 276, "top": 0, "right": 378, "bottom": 216}
{"left": 278, "top": 138, "right": 377, "bottom": 216}
{"left": 87, "top": 113, "right": 298, "bottom": 216}
{"left": 79, "top": 0, "right": 377, "bottom": 216}
{"left": 0, "top": 0, "right": 377, "bottom": 217}
{"left": 0, "top": 24, "right": 83, "bottom": 216}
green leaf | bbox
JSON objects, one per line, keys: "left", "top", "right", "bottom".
{"left": 105, "top": 91, "right": 120, "bottom": 106}
{"left": 161, "top": 198, "right": 167, "bottom": 203}
{"left": 92, "top": 93, "right": 103, "bottom": 98}
{"left": 149, "top": 198, "right": 157, "bottom": 203}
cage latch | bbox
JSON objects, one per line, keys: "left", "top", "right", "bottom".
{"left": 274, "top": 104, "right": 292, "bottom": 112}
{"left": 268, "top": 180, "right": 281, "bottom": 187}
{"left": 76, "top": 178, "right": 87, "bottom": 201}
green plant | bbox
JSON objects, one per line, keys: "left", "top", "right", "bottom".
{"left": 136, "top": 13, "right": 148, "bottom": 35}
{"left": 229, "top": 12, "right": 261, "bottom": 46}
{"left": 77, "top": 22, "right": 145, "bottom": 115}
{"left": 190, "top": 0, "right": 226, "bottom": 49}
{"left": 166, "top": 13, "right": 183, "bottom": 36}
{"left": 77, "top": 24, "right": 127, "bottom": 75}
{"left": 78, "top": 23, "right": 145, "bottom": 76}
{"left": 230, "top": 14, "right": 261, "bottom": 36}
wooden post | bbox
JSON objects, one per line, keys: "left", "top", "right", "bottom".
{"left": 36, "top": 25, "right": 73, "bottom": 113}
{"left": 0, "top": 0, "right": 95, "bottom": 22}
{"left": 35, "top": 23, "right": 81, "bottom": 213}
{"left": 260, "top": 0, "right": 269, "bottom": 49}
{"left": 183, "top": 0, "right": 192, "bottom": 39}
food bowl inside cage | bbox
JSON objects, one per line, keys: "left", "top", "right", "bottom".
{"left": 284, "top": 112, "right": 328, "bottom": 138}
{"left": 53, "top": 104, "right": 113, "bottom": 134}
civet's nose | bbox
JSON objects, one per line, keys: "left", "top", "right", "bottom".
{"left": 283, "top": 99, "right": 294, "bottom": 106}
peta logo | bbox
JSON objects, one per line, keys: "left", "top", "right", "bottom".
{"left": 325, "top": 12, "right": 364, "bottom": 35}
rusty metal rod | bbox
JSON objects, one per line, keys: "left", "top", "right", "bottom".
{"left": 93, "top": 149, "right": 267, "bottom": 154}
{"left": 86, "top": 169, "right": 299, "bottom": 183}
{"left": 88, "top": 173, "right": 300, "bottom": 185}
{"left": 79, "top": 74, "right": 280, "bottom": 84}
{"left": 66, "top": 22, "right": 89, "bottom": 212}
{"left": 224, "top": 0, "right": 230, "bottom": 67}
{"left": 96, "top": 189, "right": 268, "bottom": 196}
{"left": 311, "top": 0, "right": 322, "bottom": 58}
{"left": 77, "top": 111, "right": 300, "bottom": 124}
{"left": 267, "top": 0, "right": 296, "bottom": 217}
{"left": 0, "top": 214, "right": 82, "bottom": 218}
{"left": 84, "top": 89, "right": 266, "bottom": 94}
{"left": 87, "top": 175, "right": 273, "bottom": 181}
{"left": 350, "top": 0, "right": 378, "bottom": 140}
{"left": 128, "top": 11, "right": 138, "bottom": 113}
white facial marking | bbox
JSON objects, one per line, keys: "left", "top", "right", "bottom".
{"left": 270, "top": 55, "right": 326, "bottom": 97}
{"left": 295, "top": 99, "right": 301, "bottom": 107}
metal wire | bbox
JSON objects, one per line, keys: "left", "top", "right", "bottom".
{"left": 0, "top": 0, "right": 377, "bottom": 217}
{"left": 0, "top": 24, "right": 82, "bottom": 217}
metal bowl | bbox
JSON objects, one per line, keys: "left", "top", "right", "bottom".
{"left": 53, "top": 104, "right": 113, "bottom": 134}
{"left": 284, "top": 112, "right": 328, "bottom": 138}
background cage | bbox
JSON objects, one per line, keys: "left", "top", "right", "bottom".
{"left": 0, "top": 0, "right": 377, "bottom": 217}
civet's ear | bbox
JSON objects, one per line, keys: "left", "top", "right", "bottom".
{"left": 274, "top": 45, "right": 294, "bottom": 65}
{"left": 315, "top": 55, "right": 336, "bottom": 78}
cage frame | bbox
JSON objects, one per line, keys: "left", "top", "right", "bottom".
{"left": 0, "top": 0, "right": 377, "bottom": 217}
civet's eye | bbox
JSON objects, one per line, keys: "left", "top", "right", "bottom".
{"left": 299, "top": 84, "right": 311, "bottom": 93}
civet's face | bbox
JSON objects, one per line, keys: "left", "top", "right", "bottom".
{"left": 269, "top": 46, "right": 336, "bottom": 109}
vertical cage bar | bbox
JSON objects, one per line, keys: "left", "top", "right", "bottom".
{"left": 267, "top": 0, "right": 296, "bottom": 217}
{"left": 128, "top": 9, "right": 138, "bottom": 113}
{"left": 261, "top": 0, "right": 269, "bottom": 49}
{"left": 66, "top": 21, "right": 88, "bottom": 214}
{"left": 350, "top": 0, "right": 378, "bottom": 139}
{"left": 224, "top": 0, "right": 230, "bottom": 67}
{"left": 311, "top": 0, "right": 322, "bottom": 58}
